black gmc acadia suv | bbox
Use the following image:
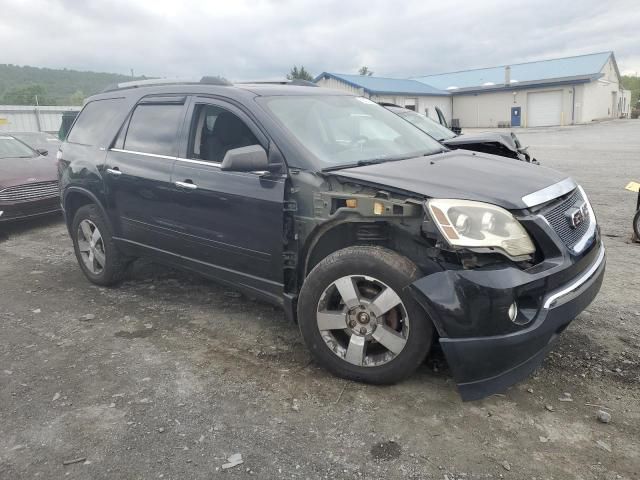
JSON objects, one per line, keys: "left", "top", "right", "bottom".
{"left": 58, "top": 78, "right": 605, "bottom": 400}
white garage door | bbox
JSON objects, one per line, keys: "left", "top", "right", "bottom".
{"left": 527, "top": 90, "right": 562, "bottom": 127}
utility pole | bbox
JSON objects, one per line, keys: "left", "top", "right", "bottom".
{"left": 131, "top": 68, "right": 135, "bottom": 79}
{"left": 34, "top": 95, "right": 42, "bottom": 132}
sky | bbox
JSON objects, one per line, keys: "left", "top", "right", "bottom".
{"left": 1, "top": 0, "right": 639, "bottom": 80}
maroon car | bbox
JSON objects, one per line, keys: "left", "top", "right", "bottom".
{"left": 0, "top": 135, "right": 60, "bottom": 222}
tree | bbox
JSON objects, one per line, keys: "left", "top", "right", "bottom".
{"left": 68, "top": 90, "right": 86, "bottom": 106}
{"left": 358, "top": 66, "right": 373, "bottom": 76}
{"left": 622, "top": 75, "right": 640, "bottom": 113}
{"left": 0, "top": 84, "right": 54, "bottom": 105}
{"left": 287, "top": 65, "right": 313, "bottom": 81}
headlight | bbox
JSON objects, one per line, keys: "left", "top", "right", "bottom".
{"left": 426, "top": 199, "right": 535, "bottom": 257}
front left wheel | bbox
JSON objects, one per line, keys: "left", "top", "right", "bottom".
{"left": 297, "top": 246, "right": 434, "bottom": 385}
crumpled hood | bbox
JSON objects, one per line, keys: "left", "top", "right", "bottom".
{"left": 328, "top": 151, "right": 568, "bottom": 210}
{"left": 443, "top": 132, "right": 519, "bottom": 152}
{"left": 0, "top": 155, "right": 58, "bottom": 190}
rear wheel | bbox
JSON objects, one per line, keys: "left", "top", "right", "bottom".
{"left": 297, "top": 246, "right": 434, "bottom": 384}
{"left": 71, "top": 204, "right": 128, "bottom": 286}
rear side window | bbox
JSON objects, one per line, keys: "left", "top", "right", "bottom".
{"left": 123, "top": 104, "right": 184, "bottom": 156}
{"left": 67, "top": 98, "right": 124, "bottom": 145}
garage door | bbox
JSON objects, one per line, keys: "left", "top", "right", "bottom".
{"left": 527, "top": 90, "right": 562, "bottom": 127}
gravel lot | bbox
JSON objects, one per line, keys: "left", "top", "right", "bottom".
{"left": 1, "top": 120, "right": 639, "bottom": 479}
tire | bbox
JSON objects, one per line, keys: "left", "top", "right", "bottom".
{"left": 634, "top": 209, "right": 640, "bottom": 240}
{"left": 297, "top": 246, "right": 434, "bottom": 385}
{"left": 71, "top": 204, "right": 128, "bottom": 286}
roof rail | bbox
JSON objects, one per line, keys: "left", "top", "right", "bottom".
{"left": 237, "top": 79, "right": 319, "bottom": 87}
{"left": 102, "top": 76, "right": 232, "bottom": 93}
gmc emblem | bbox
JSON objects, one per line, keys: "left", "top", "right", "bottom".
{"left": 565, "top": 202, "right": 589, "bottom": 229}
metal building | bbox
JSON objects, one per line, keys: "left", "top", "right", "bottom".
{"left": 316, "top": 52, "right": 632, "bottom": 128}
{"left": 413, "top": 51, "right": 631, "bottom": 128}
{"left": 0, "top": 105, "right": 82, "bottom": 134}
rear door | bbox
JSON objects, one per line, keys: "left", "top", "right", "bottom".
{"left": 167, "top": 97, "right": 286, "bottom": 298}
{"left": 104, "top": 96, "right": 187, "bottom": 250}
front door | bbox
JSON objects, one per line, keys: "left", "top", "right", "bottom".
{"left": 511, "top": 106, "right": 521, "bottom": 127}
{"left": 168, "top": 97, "right": 286, "bottom": 299}
{"left": 104, "top": 96, "right": 187, "bottom": 249}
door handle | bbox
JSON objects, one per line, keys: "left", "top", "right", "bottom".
{"left": 106, "top": 167, "right": 122, "bottom": 176}
{"left": 175, "top": 180, "right": 198, "bottom": 190}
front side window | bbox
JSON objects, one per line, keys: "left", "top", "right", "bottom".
{"left": 188, "top": 104, "right": 259, "bottom": 162}
{"left": 123, "top": 104, "right": 184, "bottom": 156}
{"left": 67, "top": 98, "right": 124, "bottom": 146}
{"left": 0, "top": 136, "right": 36, "bottom": 159}
{"left": 259, "top": 95, "right": 443, "bottom": 168}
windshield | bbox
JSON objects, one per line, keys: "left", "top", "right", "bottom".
{"left": 0, "top": 136, "right": 37, "bottom": 159}
{"left": 12, "top": 132, "right": 59, "bottom": 146}
{"left": 398, "top": 111, "right": 456, "bottom": 141}
{"left": 259, "top": 95, "right": 444, "bottom": 168}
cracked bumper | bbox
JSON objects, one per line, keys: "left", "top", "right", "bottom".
{"left": 411, "top": 243, "right": 606, "bottom": 401}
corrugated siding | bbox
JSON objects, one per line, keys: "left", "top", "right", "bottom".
{"left": 0, "top": 105, "right": 82, "bottom": 133}
{"left": 316, "top": 77, "right": 364, "bottom": 96}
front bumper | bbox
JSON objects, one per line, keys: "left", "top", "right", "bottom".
{"left": 411, "top": 242, "right": 606, "bottom": 401}
{"left": 0, "top": 197, "right": 61, "bottom": 222}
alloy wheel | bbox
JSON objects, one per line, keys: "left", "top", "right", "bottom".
{"left": 316, "top": 275, "right": 410, "bottom": 367}
{"left": 77, "top": 219, "right": 106, "bottom": 275}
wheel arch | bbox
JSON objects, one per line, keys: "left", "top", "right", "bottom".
{"left": 63, "top": 187, "right": 111, "bottom": 235}
{"left": 301, "top": 220, "right": 389, "bottom": 280}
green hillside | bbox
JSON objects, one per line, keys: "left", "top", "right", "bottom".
{"left": 0, "top": 64, "right": 148, "bottom": 106}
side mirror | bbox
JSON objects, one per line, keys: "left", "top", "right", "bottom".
{"left": 36, "top": 148, "right": 48, "bottom": 156}
{"left": 220, "top": 145, "right": 269, "bottom": 172}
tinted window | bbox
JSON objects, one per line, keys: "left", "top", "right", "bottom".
{"left": 124, "top": 104, "right": 184, "bottom": 156}
{"left": 188, "top": 104, "right": 259, "bottom": 162}
{"left": 67, "top": 99, "right": 124, "bottom": 145}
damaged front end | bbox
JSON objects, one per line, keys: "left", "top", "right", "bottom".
{"left": 410, "top": 194, "right": 605, "bottom": 400}
{"left": 294, "top": 170, "right": 605, "bottom": 401}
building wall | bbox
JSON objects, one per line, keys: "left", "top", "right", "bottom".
{"left": 452, "top": 90, "right": 517, "bottom": 128}
{"left": 579, "top": 57, "right": 625, "bottom": 121}
{"left": 0, "top": 105, "right": 82, "bottom": 133}
{"left": 452, "top": 83, "right": 609, "bottom": 128}
{"left": 315, "top": 77, "right": 364, "bottom": 96}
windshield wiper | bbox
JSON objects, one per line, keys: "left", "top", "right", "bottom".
{"left": 322, "top": 158, "right": 390, "bottom": 172}
{"left": 322, "top": 151, "right": 444, "bottom": 172}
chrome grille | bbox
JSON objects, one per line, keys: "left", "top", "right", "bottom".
{"left": 543, "top": 188, "right": 591, "bottom": 250}
{"left": 0, "top": 181, "right": 58, "bottom": 202}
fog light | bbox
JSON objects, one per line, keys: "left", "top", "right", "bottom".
{"left": 508, "top": 302, "right": 518, "bottom": 322}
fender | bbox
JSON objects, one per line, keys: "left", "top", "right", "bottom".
{"left": 62, "top": 186, "right": 112, "bottom": 235}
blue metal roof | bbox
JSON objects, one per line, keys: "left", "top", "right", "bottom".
{"left": 315, "top": 72, "right": 450, "bottom": 96}
{"left": 412, "top": 52, "right": 614, "bottom": 91}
